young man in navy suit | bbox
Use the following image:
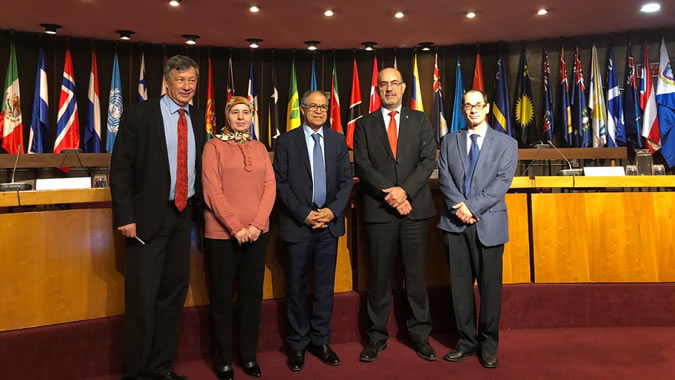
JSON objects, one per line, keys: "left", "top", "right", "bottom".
{"left": 437, "top": 89, "right": 518, "bottom": 369}
{"left": 274, "top": 90, "right": 353, "bottom": 372}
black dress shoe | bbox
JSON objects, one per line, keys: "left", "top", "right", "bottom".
{"left": 151, "top": 370, "right": 188, "bottom": 380}
{"left": 415, "top": 341, "right": 438, "bottom": 361}
{"left": 287, "top": 350, "right": 305, "bottom": 372}
{"left": 215, "top": 365, "right": 234, "bottom": 380}
{"left": 308, "top": 344, "right": 340, "bottom": 366}
{"left": 242, "top": 361, "right": 261, "bottom": 378}
{"left": 479, "top": 352, "right": 499, "bottom": 368}
{"left": 359, "top": 341, "right": 387, "bottom": 362}
{"left": 443, "top": 348, "right": 477, "bottom": 362}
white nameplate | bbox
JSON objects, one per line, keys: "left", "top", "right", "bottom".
{"left": 583, "top": 167, "right": 626, "bottom": 177}
{"left": 35, "top": 177, "right": 92, "bottom": 190}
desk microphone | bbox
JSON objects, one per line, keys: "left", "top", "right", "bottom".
{"left": 547, "top": 140, "right": 584, "bottom": 176}
{"left": 0, "top": 145, "right": 33, "bottom": 192}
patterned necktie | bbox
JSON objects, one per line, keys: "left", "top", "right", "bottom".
{"left": 312, "top": 133, "right": 326, "bottom": 207}
{"left": 175, "top": 109, "right": 188, "bottom": 212}
{"left": 387, "top": 110, "right": 398, "bottom": 158}
{"left": 464, "top": 134, "right": 480, "bottom": 199}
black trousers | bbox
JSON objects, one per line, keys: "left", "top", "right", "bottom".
{"left": 365, "top": 218, "right": 432, "bottom": 345}
{"left": 285, "top": 228, "right": 338, "bottom": 351}
{"left": 122, "top": 203, "right": 192, "bottom": 379}
{"left": 205, "top": 234, "right": 268, "bottom": 369}
{"left": 445, "top": 225, "right": 504, "bottom": 355}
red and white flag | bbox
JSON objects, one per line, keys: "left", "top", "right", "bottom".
{"left": 640, "top": 40, "right": 661, "bottom": 152}
{"left": 368, "top": 55, "right": 381, "bottom": 113}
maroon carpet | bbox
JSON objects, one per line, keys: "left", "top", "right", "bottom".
{"left": 3, "top": 284, "right": 675, "bottom": 379}
{"left": 90, "top": 327, "right": 675, "bottom": 380}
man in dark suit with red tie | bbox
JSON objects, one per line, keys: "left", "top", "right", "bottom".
{"left": 111, "top": 55, "right": 206, "bottom": 380}
{"left": 353, "top": 68, "right": 437, "bottom": 362}
{"left": 274, "top": 90, "right": 354, "bottom": 372}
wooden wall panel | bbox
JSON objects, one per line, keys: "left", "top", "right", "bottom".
{"left": 532, "top": 193, "right": 675, "bottom": 282}
{"left": 0, "top": 208, "right": 353, "bottom": 331}
{"left": 356, "top": 193, "right": 531, "bottom": 291}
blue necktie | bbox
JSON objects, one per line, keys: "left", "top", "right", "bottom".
{"left": 312, "top": 133, "right": 326, "bottom": 207}
{"left": 464, "top": 134, "right": 480, "bottom": 198}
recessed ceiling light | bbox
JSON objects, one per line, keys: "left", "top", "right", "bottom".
{"left": 537, "top": 8, "right": 548, "bottom": 15}
{"left": 418, "top": 42, "right": 434, "bottom": 51}
{"left": 246, "top": 38, "right": 262, "bottom": 48}
{"left": 640, "top": 2, "right": 661, "bottom": 13}
{"left": 182, "top": 34, "right": 199, "bottom": 45}
{"left": 394, "top": 11, "right": 405, "bottom": 19}
{"left": 249, "top": 5, "right": 260, "bottom": 13}
{"left": 40, "top": 23, "right": 61, "bottom": 34}
{"left": 324, "top": 9, "right": 334, "bottom": 17}
{"left": 305, "top": 40, "right": 320, "bottom": 51}
{"left": 466, "top": 11, "right": 476, "bottom": 19}
{"left": 168, "top": 0, "right": 181, "bottom": 7}
{"left": 116, "top": 30, "right": 134, "bottom": 40}
{"left": 361, "top": 41, "right": 377, "bottom": 51}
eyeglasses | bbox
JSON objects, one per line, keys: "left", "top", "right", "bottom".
{"left": 303, "top": 103, "right": 329, "bottom": 112}
{"left": 378, "top": 81, "right": 402, "bottom": 89}
{"left": 462, "top": 103, "right": 487, "bottom": 111}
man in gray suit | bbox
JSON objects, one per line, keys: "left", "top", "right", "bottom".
{"left": 437, "top": 89, "right": 518, "bottom": 369}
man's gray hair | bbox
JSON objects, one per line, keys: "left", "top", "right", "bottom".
{"left": 300, "top": 90, "right": 329, "bottom": 105}
{"left": 164, "top": 55, "right": 199, "bottom": 79}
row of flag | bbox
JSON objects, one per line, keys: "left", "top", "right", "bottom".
{"left": 0, "top": 42, "right": 143, "bottom": 154}
{"left": 2, "top": 40, "right": 673, "bottom": 167}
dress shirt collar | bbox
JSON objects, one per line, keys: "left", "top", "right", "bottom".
{"left": 161, "top": 94, "right": 190, "bottom": 116}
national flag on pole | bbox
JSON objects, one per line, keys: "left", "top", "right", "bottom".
{"left": 286, "top": 59, "right": 301, "bottom": 131}
{"left": 640, "top": 40, "right": 661, "bottom": 152}
{"left": 472, "top": 49, "right": 484, "bottom": 91}
{"left": 589, "top": 44, "right": 609, "bottom": 147}
{"left": 247, "top": 59, "right": 260, "bottom": 140}
{"left": 226, "top": 56, "right": 235, "bottom": 104}
{"left": 656, "top": 37, "right": 675, "bottom": 168}
{"left": 54, "top": 49, "right": 80, "bottom": 153}
{"left": 28, "top": 47, "right": 49, "bottom": 153}
{"left": 205, "top": 54, "right": 216, "bottom": 139}
{"left": 268, "top": 61, "right": 280, "bottom": 148}
{"left": 559, "top": 45, "right": 574, "bottom": 146}
{"left": 491, "top": 54, "right": 512, "bottom": 136}
{"left": 84, "top": 48, "right": 101, "bottom": 153}
{"left": 368, "top": 55, "right": 380, "bottom": 113}
{"left": 450, "top": 55, "right": 466, "bottom": 133}
{"left": 606, "top": 45, "right": 624, "bottom": 147}
{"left": 106, "top": 53, "right": 123, "bottom": 152}
{"left": 1, "top": 42, "right": 24, "bottom": 154}
{"left": 514, "top": 46, "right": 536, "bottom": 146}
{"left": 137, "top": 52, "right": 147, "bottom": 102}
{"left": 411, "top": 52, "right": 424, "bottom": 111}
{"left": 432, "top": 52, "right": 448, "bottom": 145}
{"left": 393, "top": 53, "right": 398, "bottom": 70}
{"left": 160, "top": 53, "right": 167, "bottom": 96}
{"left": 571, "top": 45, "right": 591, "bottom": 147}
{"left": 542, "top": 48, "right": 555, "bottom": 142}
{"left": 329, "top": 58, "right": 343, "bottom": 133}
{"left": 346, "top": 57, "right": 363, "bottom": 149}
{"left": 624, "top": 42, "right": 642, "bottom": 150}
{"left": 310, "top": 57, "right": 318, "bottom": 91}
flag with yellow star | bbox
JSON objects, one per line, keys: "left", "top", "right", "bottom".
{"left": 514, "top": 45, "right": 537, "bottom": 147}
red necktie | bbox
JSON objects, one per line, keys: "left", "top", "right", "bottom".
{"left": 175, "top": 109, "right": 188, "bottom": 212}
{"left": 387, "top": 110, "right": 398, "bottom": 158}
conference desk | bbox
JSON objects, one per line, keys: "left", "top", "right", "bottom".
{"left": 1, "top": 176, "right": 674, "bottom": 331}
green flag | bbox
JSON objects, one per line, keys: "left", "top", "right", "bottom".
{"left": 286, "top": 60, "right": 301, "bottom": 131}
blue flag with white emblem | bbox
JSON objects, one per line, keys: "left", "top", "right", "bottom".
{"left": 106, "top": 53, "right": 123, "bottom": 152}
{"left": 606, "top": 45, "right": 624, "bottom": 147}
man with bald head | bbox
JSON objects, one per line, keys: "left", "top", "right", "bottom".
{"left": 354, "top": 68, "right": 437, "bottom": 362}
{"left": 274, "top": 90, "right": 353, "bottom": 372}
